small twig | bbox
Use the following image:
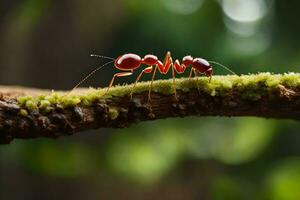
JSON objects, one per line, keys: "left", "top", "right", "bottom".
{"left": 0, "top": 73, "right": 300, "bottom": 144}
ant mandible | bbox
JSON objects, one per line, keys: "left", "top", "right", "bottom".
{"left": 72, "top": 51, "right": 236, "bottom": 100}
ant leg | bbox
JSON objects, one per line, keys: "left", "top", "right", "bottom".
{"left": 130, "top": 66, "right": 153, "bottom": 99}
{"left": 188, "top": 67, "right": 194, "bottom": 80}
{"left": 171, "top": 62, "right": 178, "bottom": 100}
{"left": 163, "top": 56, "right": 177, "bottom": 100}
{"left": 193, "top": 69, "right": 201, "bottom": 93}
{"left": 107, "top": 72, "right": 133, "bottom": 92}
{"left": 187, "top": 68, "right": 195, "bottom": 89}
{"left": 148, "top": 64, "right": 158, "bottom": 102}
{"left": 163, "top": 51, "right": 171, "bottom": 66}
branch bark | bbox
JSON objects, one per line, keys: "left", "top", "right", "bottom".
{"left": 1, "top": 74, "right": 300, "bottom": 144}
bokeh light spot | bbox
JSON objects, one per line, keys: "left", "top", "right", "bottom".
{"left": 221, "top": 0, "right": 268, "bottom": 23}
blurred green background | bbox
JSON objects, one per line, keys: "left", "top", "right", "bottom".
{"left": 1, "top": 0, "right": 300, "bottom": 199}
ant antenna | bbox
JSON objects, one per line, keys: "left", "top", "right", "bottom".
{"left": 90, "top": 54, "right": 115, "bottom": 60}
{"left": 208, "top": 61, "right": 237, "bottom": 75}
{"left": 71, "top": 60, "right": 114, "bottom": 91}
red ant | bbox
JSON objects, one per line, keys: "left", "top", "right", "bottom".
{"left": 72, "top": 51, "right": 236, "bottom": 100}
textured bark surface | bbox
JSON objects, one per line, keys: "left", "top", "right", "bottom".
{"left": 1, "top": 76, "right": 300, "bottom": 144}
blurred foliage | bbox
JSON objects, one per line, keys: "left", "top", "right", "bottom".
{"left": 21, "top": 141, "right": 98, "bottom": 177}
{"left": 0, "top": 139, "right": 100, "bottom": 177}
{"left": 105, "top": 117, "right": 276, "bottom": 183}
{"left": 266, "top": 158, "right": 300, "bottom": 200}
{"left": 187, "top": 118, "right": 275, "bottom": 164}
{"left": 106, "top": 122, "right": 187, "bottom": 183}
{"left": 1, "top": 0, "right": 300, "bottom": 199}
{"left": 211, "top": 176, "right": 243, "bottom": 200}
{"left": 12, "top": 0, "right": 51, "bottom": 34}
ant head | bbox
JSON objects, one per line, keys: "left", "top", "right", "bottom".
{"left": 192, "top": 58, "right": 211, "bottom": 73}
{"left": 205, "top": 68, "right": 213, "bottom": 77}
{"left": 115, "top": 53, "right": 142, "bottom": 70}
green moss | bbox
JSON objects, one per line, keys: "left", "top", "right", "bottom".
{"left": 45, "top": 92, "right": 63, "bottom": 104}
{"left": 38, "top": 100, "right": 53, "bottom": 114}
{"left": 19, "top": 109, "right": 28, "bottom": 116}
{"left": 60, "top": 95, "right": 81, "bottom": 108}
{"left": 266, "top": 78, "right": 281, "bottom": 88}
{"left": 108, "top": 107, "right": 119, "bottom": 120}
{"left": 18, "top": 95, "right": 34, "bottom": 105}
{"left": 281, "top": 72, "right": 300, "bottom": 87}
{"left": 79, "top": 89, "right": 102, "bottom": 106}
{"left": 16, "top": 73, "right": 300, "bottom": 110}
{"left": 25, "top": 100, "right": 38, "bottom": 111}
{"left": 39, "top": 100, "right": 51, "bottom": 109}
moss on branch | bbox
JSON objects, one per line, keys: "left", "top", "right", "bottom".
{"left": 1, "top": 73, "right": 300, "bottom": 144}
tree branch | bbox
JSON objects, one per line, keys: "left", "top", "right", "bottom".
{"left": 1, "top": 73, "right": 300, "bottom": 144}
